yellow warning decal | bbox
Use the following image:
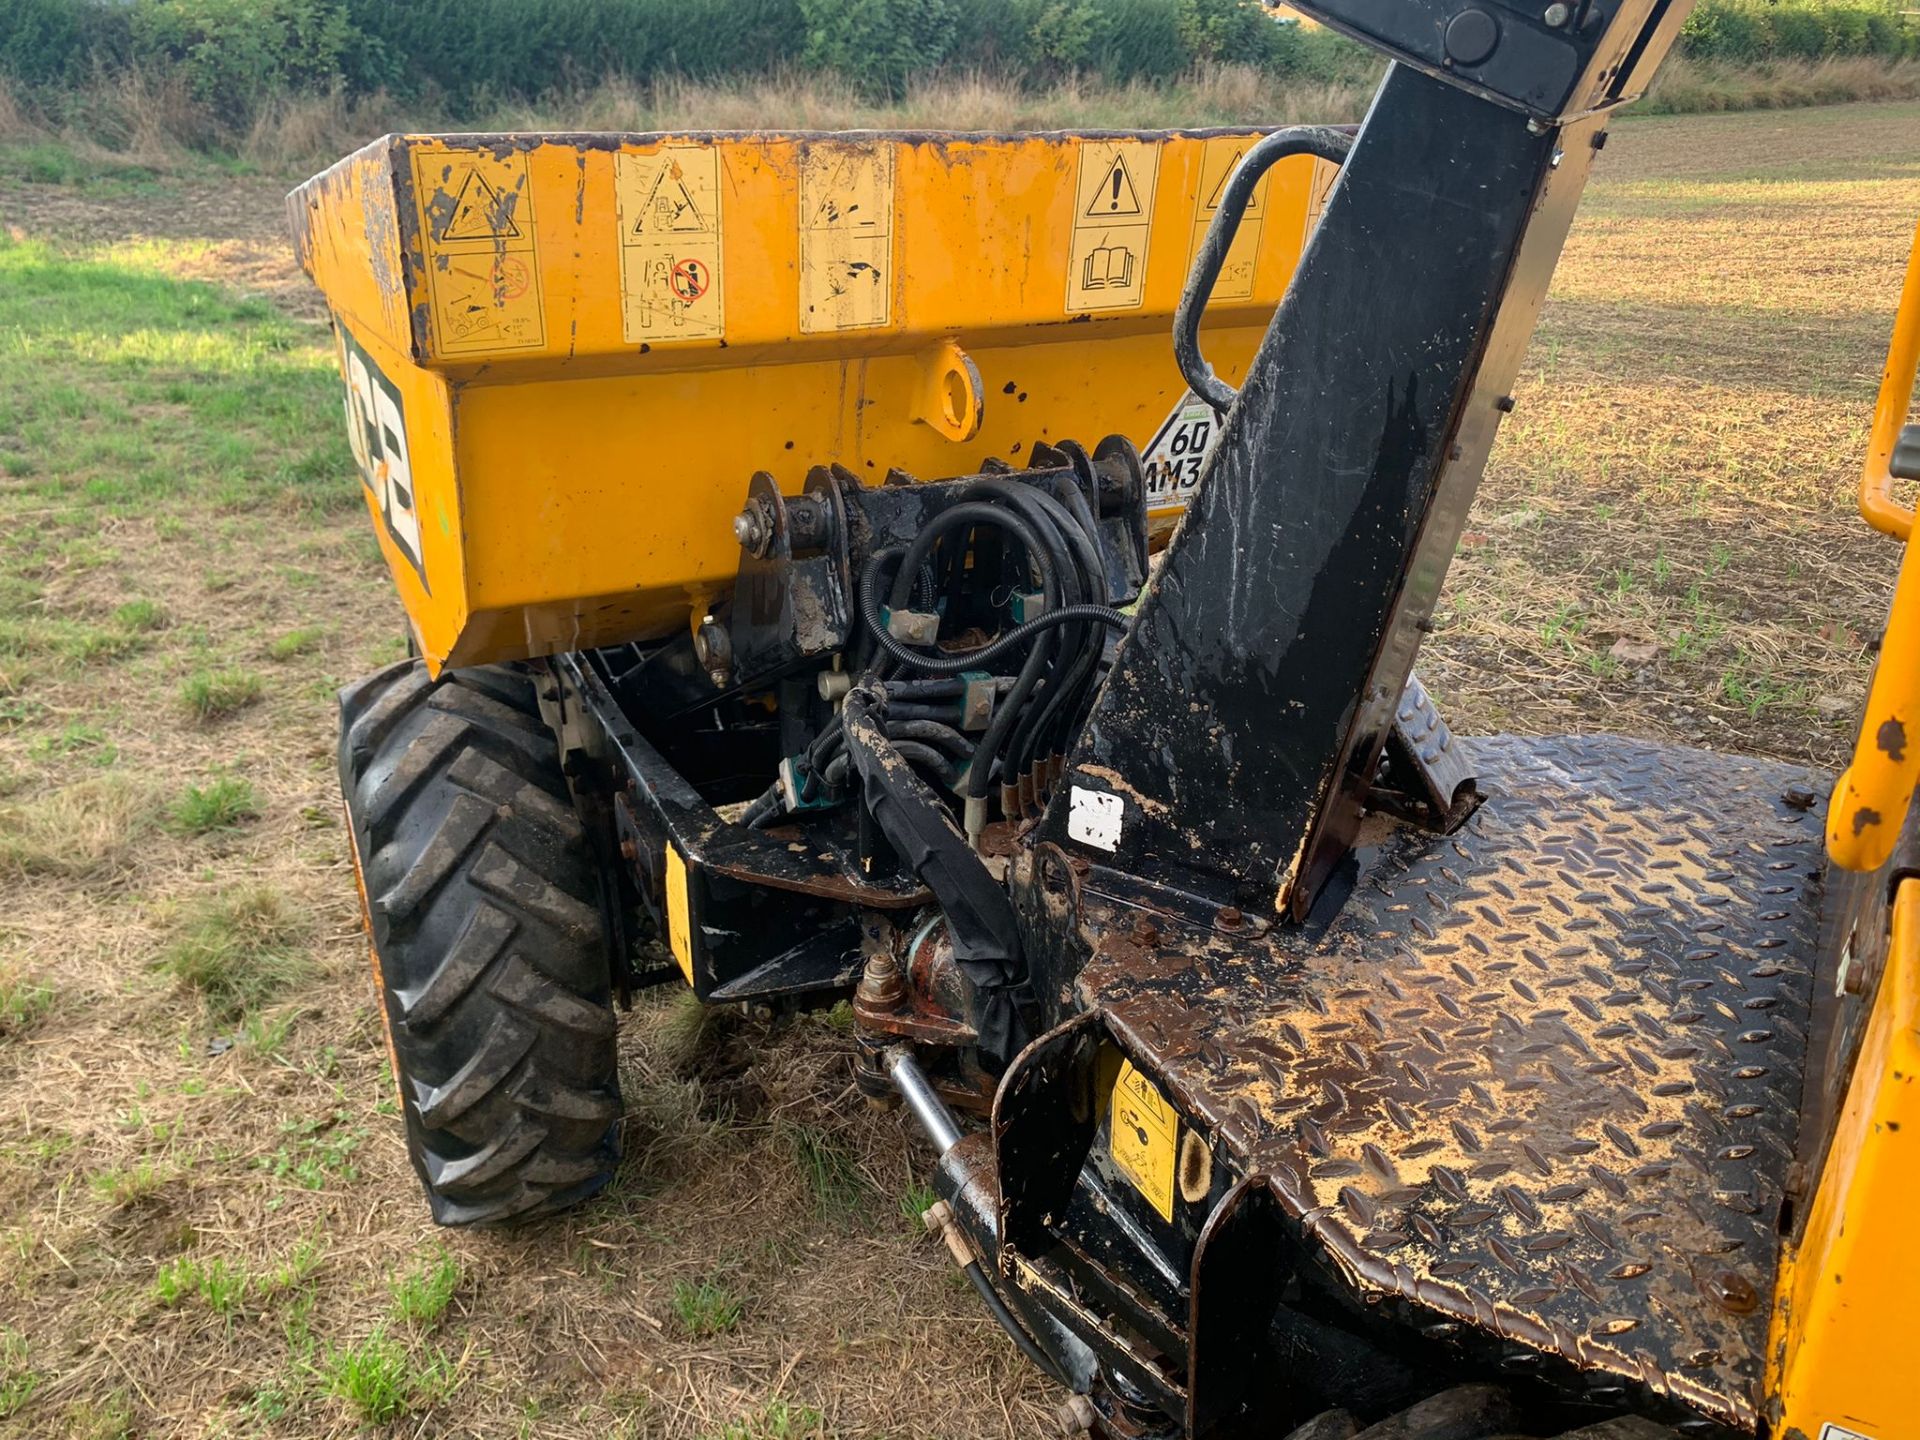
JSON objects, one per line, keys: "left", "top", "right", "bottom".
{"left": 1303, "top": 155, "right": 1340, "bottom": 244}
{"left": 799, "top": 143, "right": 894, "bottom": 333}
{"left": 665, "top": 846, "right": 695, "bottom": 986}
{"left": 410, "top": 148, "right": 545, "bottom": 357}
{"left": 1188, "top": 137, "right": 1270, "bottom": 303}
{"left": 1068, "top": 140, "right": 1160, "bottom": 314}
{"left": 616, "top": 146, "right": 725, "bottom": 344}
{"left": 1108, "top": 1054, "right": 1177, "bottom": 1222}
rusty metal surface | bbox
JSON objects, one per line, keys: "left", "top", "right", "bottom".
{"left": 1075, "top": 735, "right": 1825, "bottom": 1433}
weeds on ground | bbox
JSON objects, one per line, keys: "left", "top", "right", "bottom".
{"left": 898, "top": 1180, "right": 937, "bottom": 1228}
{"left": 154, "top": 1254, "right": 249, "bottom": 1316}
{"left": 268, "top": 625, "right": 325, "bottom": 660}
{"left": 112, "top": 599, "right": 169, "bottom": 631}
{"left": 783, "top": 1122, "right": 873, "bottom": 1226}
{"left": 89, "top": 1156, "right": 178, "bottom": 1208}
{"left": 704, "top": 1400, "right": 826, "bottom": 1440}
{"left": 256, "top": 1109, "right": 363, "bottom": 1193}
{"left": 156, "top": 884, "right": 307, "bottom": 1019}
{"left": 671, "top": 1276, "right": 744, "bottom": 1338}
{"left": 390, "top": 1249, "right": 460, "bottom": 1325}
{"left": 180, "top": 667, "right": 264, "bottom": 720}
{"left": 320, "top": 1328, "right": 452, "bottom": 1425}
{"left": 61, "top": 1389, "right": 134, "bottom": 1440}
{"left": 0, "top": 1328, "right": 37, "bottom": 1419}
{"left": 0, "top": 971, "right": 54, "bottom": 1035}
{"left": 171, "top": 774, "right": 261, "bottom": 833}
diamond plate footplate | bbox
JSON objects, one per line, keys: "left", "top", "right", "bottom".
{"left": 1076, "top": 735, "right": 1826, "bottom": 1433}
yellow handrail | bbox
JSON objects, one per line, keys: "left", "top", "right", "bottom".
{"left": 1859, "top": 222, "right": 1920, "bottom": 541}
{"left": 1830, "top": 220, "right": 1920, "bottom": 872}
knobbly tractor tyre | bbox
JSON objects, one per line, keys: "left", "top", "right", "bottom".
{"left": 338, "top": 659, "right": 622, "bottom": 1225}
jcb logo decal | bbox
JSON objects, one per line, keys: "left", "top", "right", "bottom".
{"left": 336, "top": 325, "right": 427, "bottom": 593}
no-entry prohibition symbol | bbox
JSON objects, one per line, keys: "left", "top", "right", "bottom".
{"left": 668, "top": 257, "right": 711, "bottom": 303}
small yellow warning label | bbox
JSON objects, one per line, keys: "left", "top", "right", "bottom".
{"left": 665, "top": 846, "right": 694, "bottom": 986}
{"left": 1187, "top": 137, "right": 1270, "bottom": 303}
{"left": 799, "top": 144, "right": 895, "bottom": 333}
{"left": 1304, "top": 155, "right": 1340, "bottom": 243}
{"left": 1108, "top": 1056, "right": 1177, "bottom": 1222}
{"left": 1068, "top": 140, "right": 1160, "bottom": 314}
{"left": 411, "top": 149, "right": 545, "bottom": 357}
{"left": 617, "top": 146, "right": 724, "bottom": 344}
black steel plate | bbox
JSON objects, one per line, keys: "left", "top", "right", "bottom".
{"left": 1077, "top": 736, "right": 1825, "bottom": 1432}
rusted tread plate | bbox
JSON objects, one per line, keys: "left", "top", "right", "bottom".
{"left": 1083, "top": 735, "right": 1824, "bottom": 1433}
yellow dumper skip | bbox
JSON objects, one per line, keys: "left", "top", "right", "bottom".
{"left": 291, "top": 129, "right": 1336, "bottom": 672}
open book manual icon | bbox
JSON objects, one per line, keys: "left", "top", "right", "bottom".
{"left": 1082, "top": 243, "right": 1135, "bottom": 290}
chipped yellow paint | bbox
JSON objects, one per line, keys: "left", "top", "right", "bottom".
{"left": 665, "top": 845, "right": 695, "bottom": 985}
{"left": 1770, "top": 879, "right": 1920, "bottom": 1438}
{"left": 291, "top": 130, "right": 1327, "bottom": 673}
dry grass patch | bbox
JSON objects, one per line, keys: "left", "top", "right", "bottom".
{"left": 0, "top": 774, "right": 152, "bottom": 880}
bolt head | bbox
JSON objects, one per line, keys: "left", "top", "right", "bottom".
{"left": 1544, "top": 1, "right": 1571, "bottom": 25}
{"left": 731, "top": 510, "right": 763, "bottom": 547}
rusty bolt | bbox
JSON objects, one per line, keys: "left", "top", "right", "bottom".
{"left": 1782, "top": 782, "right": 1817, "bottom": 812}
{"left": 1215, "top": 905, "right": 1244, "bottom": 931}
{"left": 1783, "top": 1160, "right": 1808, "bottom": 1198}
{"left": 1056, "top": 1395, "right": 1097, "bottom": 1435}
{"left": 1131, "top": 914, "right": 1161, "bottom": 945}
{"left": 1843, "top": 958, "right": 1867, "bottom": 996}
{"left": 618, "top": 838, "right": 637, "bottom": 862}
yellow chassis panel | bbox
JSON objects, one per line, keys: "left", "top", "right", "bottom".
{"left": 290, "top": 129, "right": 1332, "bottom": 671}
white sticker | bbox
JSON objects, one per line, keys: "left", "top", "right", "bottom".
{"left": 1819, "top": 1426, "right": 1876, "bottom": 1440}
{"left": 1141, "top": 391, "right": 1221, "bottom": 509}
{"left": 1068, "top": 786, "right": 1124, "bottom": 852}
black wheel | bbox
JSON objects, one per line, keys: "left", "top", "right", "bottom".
{"left": 338, "top": 659, "right": 621, "bottom": 1225}
{"left": 1282, "top": 1388, "right": 1677, "bottom": 1440}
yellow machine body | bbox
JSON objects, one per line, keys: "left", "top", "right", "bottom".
{"left": 291, "top": 129, "right": 1335, "bottom": 673}
{"left": 1770, "top": 221, "right": 1920, "bottom": 1440}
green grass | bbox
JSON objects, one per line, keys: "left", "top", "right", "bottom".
{"left": 320, "top": 1329, "right": 452, "bottom": 1425}
{"left": 390, "top": 1250, "right": 461, "bottom": 1326}
{"left": 0, "top": 971, "right": 55, "bottom": 1036}
{"left": 0, "top": 1328, "right": 37, "bottom": 1420}
{"left": 180, "top": 667, "right": 264, "bottom": 721}
{"left": 171, "top": 775, "right": 262, "bottom": 833}
{"left": 256, "top": 1109, "right": 364, "bottom": 1193}
{"left": 703, "top": 1401, "right": 826, "bottom": 1440}
{"left": 0, "top": 235, "right": 352, "bottom": 526}
{"left": 783, "top": 1123, "right": 873, "bottom": 1226}
{"left": 898, "top": 1181, "right": 937, "bottom": 1227}
{"left": 267, "top": 625, "right": 326, "bottom": 660}
{"left": 154, "top": 1254, "right": 250, "bottom": 1317}
{"left": 111, "top": 599, "right": 170, "bottom": 631}
{"left": 29, "top": 720, "right": 116, "bottom": 767}
{"left": 671, "top": 1276, "right": 744, "bottom": 1338}
{"left": 155, "top": 884, "right": 308, "bottom": 1020}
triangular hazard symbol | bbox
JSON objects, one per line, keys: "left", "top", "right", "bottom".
{"left": 1086, "top": 155, "right": 1143, "bottom": 218}
{"left": 1203, "top": 149, "right": 1263, "bottom": 214}
{"left": 637, "top": 164, "right": 707, "bottom": 235}
{"left": 441, "top": 170, "right": 520, "bottom": 241}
